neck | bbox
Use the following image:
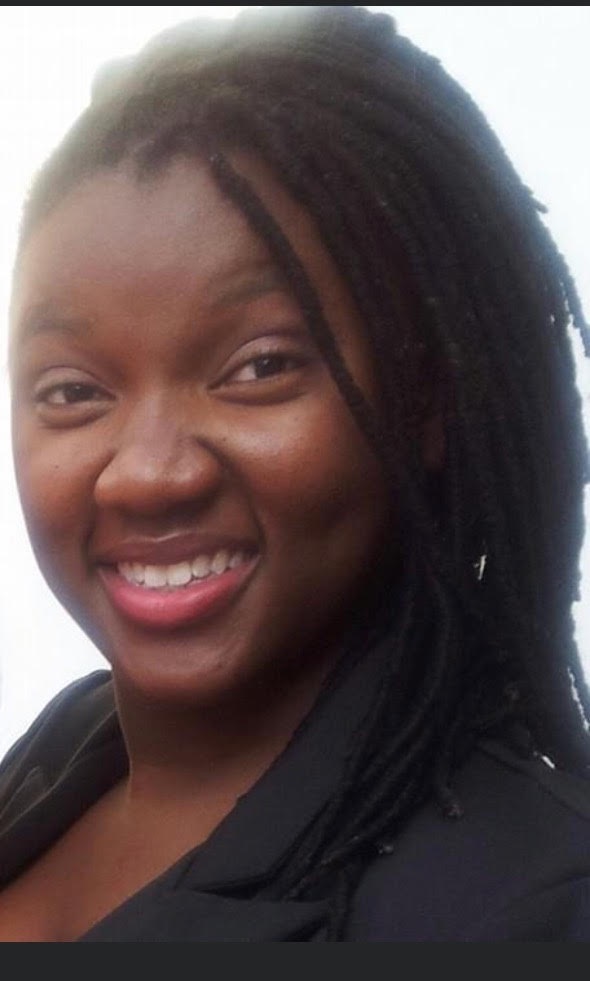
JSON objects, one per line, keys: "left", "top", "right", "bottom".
{"left": 111, "top": 652, "right": 336, "bottom": 805}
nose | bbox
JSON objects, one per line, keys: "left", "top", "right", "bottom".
{"left": 94, "top": 397, "right": 224, "bottom": 517}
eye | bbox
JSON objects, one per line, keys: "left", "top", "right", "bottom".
{"left": 32, "top": 374, "right": 115, "bottom": 427}
{"left": 212, "top": 330, "right": 318, "bottom": 404}
{"left": 38, "top": 381, "right": 107, "bottom": 406}
{"left": 229, "top": 353, "right": 302, "bottom": 383}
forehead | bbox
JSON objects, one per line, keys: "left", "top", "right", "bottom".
{"left": 11, "top": 155, "right": 372, "bottom": 375}
{"left": 13, "top": 159, "right": 271, "bottom": 305}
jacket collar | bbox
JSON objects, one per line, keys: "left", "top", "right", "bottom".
{"left": 0, "top": 639, "right": 387, "bottom": 939}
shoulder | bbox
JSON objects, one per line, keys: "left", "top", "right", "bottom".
{"left": 0, "top": 670, "right": 124, "bottom": 887}
{"left": 0, "top": 670, "right": 116, "bottom": 807}
{"left": 347, "top": 740, "right": 590, "bottom": 941}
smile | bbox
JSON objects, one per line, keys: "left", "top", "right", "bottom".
{"left": 118, "top": 548, "right": 247, "bottom": 589}
{"left": 99, "top": 548, "right": 257, "bottom": 631}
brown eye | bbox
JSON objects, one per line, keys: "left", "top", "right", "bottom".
{"left": 230, "top": 353, "right": 301, "bottom": 384}
{"left": 252, "top": 355, "right": 293, "bottom": 379}
{"left": 41, "top": 382, "right": 104, "bottom": 405}
{"left": 32, "top": 377, "right": 115, "bottom": 427}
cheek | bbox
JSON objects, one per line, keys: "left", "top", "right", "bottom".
{"left": 12, "top": 420, "right": 94, "bottom": 561}
{"left": 231, "top": 395, "right": 389, "bottom": 555}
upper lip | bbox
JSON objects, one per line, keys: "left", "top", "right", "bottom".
{"left": 93, "top": 532, "right": 259, "bottom": 567}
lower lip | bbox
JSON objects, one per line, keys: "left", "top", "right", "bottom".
{"left": 99, "top": 558, "right": 257, "bottom": 631}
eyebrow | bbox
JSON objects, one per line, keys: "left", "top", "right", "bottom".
{"left": 206, "top": 263, "right": 290, "bottom": 308}
{"left": 14, "top": 307, "right": 91, "bottom": 343}
{"left": 10, "top": 262, "right": 293, "bottom": 358}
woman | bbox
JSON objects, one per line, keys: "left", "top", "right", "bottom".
{"left": 1, "top": 6, "right": 589, "bottom": 941}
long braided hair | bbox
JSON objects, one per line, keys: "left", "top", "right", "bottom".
{"left": 16, "top": 5, "right": 590, "bottom": 935}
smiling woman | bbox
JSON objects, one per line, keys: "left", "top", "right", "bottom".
{"left": 11, "top": 156, "right": 387, "bottom": 710}
{"left": 1, "top": 5, "right": 590, "bottom": 943}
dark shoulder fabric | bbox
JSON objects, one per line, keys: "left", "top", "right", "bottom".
{"left": 0, "top": 670, "right": 126, "bottom": 885}
{"left": 346, "top": 741, "right": 590, "bottom": 941}
{"left": 0, "top": 670, "right": 115, "bottom": 782}
{"left": 2, "top": 665, "right": 590, "bottom": 940}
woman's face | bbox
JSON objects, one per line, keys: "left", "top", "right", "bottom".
{"left": 10, "top": 156, "right": 390, "bottom": 711}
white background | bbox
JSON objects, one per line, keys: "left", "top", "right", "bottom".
{"left": 0, "top": 6, "right": 588, "bottom": 758}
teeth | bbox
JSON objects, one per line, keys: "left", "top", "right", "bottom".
{"left": 144, "top": 565, "right": 167, "bottom": 589}
{"left": 211, "top": 549, "right": 229, "bottom": 575}
{"left": 167, "top": 561, "right": 192, "bottom": 587}
{"left": 191, "top": 555, "right": 211, "bottom": 580}
{"left": 229, "top": 551, "right": 244, "bottom": 569}
{"left": 118, "top": 549, "right": 247, "bottom": 589}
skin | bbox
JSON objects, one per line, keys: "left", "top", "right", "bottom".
{"left": 11, "top": 154, "right": 390, "bottom": 719}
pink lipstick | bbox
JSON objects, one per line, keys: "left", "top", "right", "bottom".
{"left": 98, "top": 548, "right": 257, "bottom": 631}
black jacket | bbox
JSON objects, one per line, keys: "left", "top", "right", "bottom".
{"left": 1, "top": 665, "right": 590, "bottom": 941}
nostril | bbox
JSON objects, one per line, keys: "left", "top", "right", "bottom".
{"left": 93, "top": 438, "right": 225, "bottom": 514}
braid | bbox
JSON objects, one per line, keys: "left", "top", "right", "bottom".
{"left": 16, "top": 5, "right": 590, "bottom": 937}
